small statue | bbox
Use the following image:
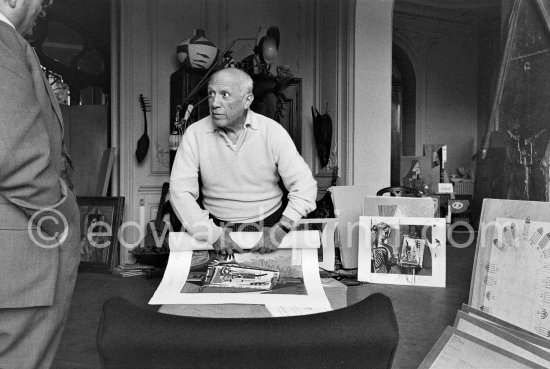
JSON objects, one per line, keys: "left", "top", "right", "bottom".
{"left": 455, "top": 166, "right": 470, "bottom": 179}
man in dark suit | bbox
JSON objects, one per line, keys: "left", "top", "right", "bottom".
{"left": 0, "top": 1, "right": 80, "bottom": 368}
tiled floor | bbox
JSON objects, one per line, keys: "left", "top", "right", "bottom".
{"left": 52, "top": 232, "right": 476, "bottom": 369}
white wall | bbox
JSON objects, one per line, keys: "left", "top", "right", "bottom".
{"left": 353, "top": 0, "right": 394, "bottom": 187}
{"left": 315, "top": 0, "right": 354, "bottom": 182}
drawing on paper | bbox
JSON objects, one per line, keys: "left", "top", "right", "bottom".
{"left": 183, "top": 251, "right": 307, "bottom": 296}
{"left": 200, "top": 261, "right": 280, "bottom": 292}
{"left": 371, "top": 221, "right": 438, "bottom": 277}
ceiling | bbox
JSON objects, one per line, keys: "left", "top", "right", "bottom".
{"left": 398, "top": 0, "right": 501, "bottom": 9}
{"left": 395, "top": 0, "right": 502, "bottom": 24}
{"left": 47, "top": 0, "right": 110, "bottom": 51}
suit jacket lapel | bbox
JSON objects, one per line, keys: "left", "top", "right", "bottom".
{"left": 16, "top": 30, "right": 73, "bottom": 171}
{"left": 17, "top": 31, "right": 65, "bottom": 137}
{"left": 30, "top": 47, "right": 65, "bottom": 137}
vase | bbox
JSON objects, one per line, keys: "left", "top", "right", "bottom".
{"left": 176, "top": 29, "right": 218, "bottom": 70}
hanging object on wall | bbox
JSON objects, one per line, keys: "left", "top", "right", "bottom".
{"left": 477, "top": 0, "right": 550, "bottom": 202}
{"left": 176, "top": 26, "right": 281, "bottom": 119}
{"left": 176, "top": 29, "right": 219, "bottom": 70}
{"left": 255, "top": 26, "right": 280, "bottom": 65}
{"left": 135, "top": 94, "right": 150, "bottom": 163}
{"left": 506, "top": 128, "right": 547, "bottom": 200}
{"left": 311, "top": 106, "right": 332, "bottom": 168}
{"left": 237, "top": 26, "right": 280, "bottom": 76}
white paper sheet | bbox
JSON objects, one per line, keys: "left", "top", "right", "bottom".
{"left": 454, "top": 312, "right": 550, "bottom": 367}
{"left": 297, "top": 218, "right": 337, "bottom": 271}
{"left": 461, "top": 304, "right": 550, "bottom": 354}
{"left": 264, "top": 278, "right": 347, "bottom": 317}
{"left": 169, "top": 230, "right": 320, "bottom": 250}
{"left": 419, "top": 327, "right": 545, "bottom": 369}
{"left": 149, "top": 231, "right": 331, "bottom": 309}
{"left": 264, "top": 305, "right": 331, "bottom": 317}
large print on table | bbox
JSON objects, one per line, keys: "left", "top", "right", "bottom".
{"left": 357, "top": 216, "right": 446, "bottom": 287}
{"left": 149, "top": 231, "right": 330, "bottom": 308}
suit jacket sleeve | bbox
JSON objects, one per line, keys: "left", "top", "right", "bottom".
{"left": 0, "top": 31, "right": 77, "bottom": 237}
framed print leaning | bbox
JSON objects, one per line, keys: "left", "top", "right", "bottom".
{"left": 76, "top": 196, "right": 125, "bottom": 271}
{"left": 358, "top": 216, "right": 446, "bottom": 287}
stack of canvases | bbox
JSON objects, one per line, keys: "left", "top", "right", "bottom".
{"left": 418, "top": 199, "right": 550, "bottom": 368}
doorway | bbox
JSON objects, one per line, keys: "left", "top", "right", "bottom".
{"left": 391, "top": 43, "right": 416, "bottom": 186}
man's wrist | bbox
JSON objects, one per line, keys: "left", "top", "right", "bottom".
{"left": 211, "top": 226, "right": 225, "bottom": 246}
{"left": 277, "top": 217, "right": 294, "bottom": 234}
{"left": 277, "top": 222, "right": 291, "bottom": 234}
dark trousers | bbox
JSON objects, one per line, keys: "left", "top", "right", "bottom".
{"left": 210, "top": 205, "right": 284, "bottom": 232}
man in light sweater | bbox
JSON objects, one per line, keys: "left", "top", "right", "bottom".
{"left": 170, "top": 68, "right": 316, "bottom": 254}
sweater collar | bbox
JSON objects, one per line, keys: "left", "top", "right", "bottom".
{"left": 0, "top": 12, "right": 16, "bottom": 29}
{"left": 206, "top": 110, "right": 259, "bottom": 133}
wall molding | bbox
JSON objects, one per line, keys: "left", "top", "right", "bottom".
{"left": 118, "top": 0, "right": 135, "bottom": 208}
{"left": 345, "top": 0, "right": 356, "bottom": 185}
{"left": 117, "top": 0, "right": 139, "bottom": 264}
{"left": 297, "top": 0, "right": 317, "bottom": 168}
{"left": 110, "top": 0, "right": 120, "bottom": 195}
{"left": 148, "top": 1, "right": 171, "bottom": 175}
{"left": 137, "top": 184, "right": 164, "bottom": 194}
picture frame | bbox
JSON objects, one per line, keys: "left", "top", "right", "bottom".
{"left": 357, "top": 216, "right": 446, "bottom": 287}
{"left": 76, "top": 196, "right": 125, "bottom": 271}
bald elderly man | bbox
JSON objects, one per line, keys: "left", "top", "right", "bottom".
{"left": 170, "top": 68, "right": 316, "bottom": 254}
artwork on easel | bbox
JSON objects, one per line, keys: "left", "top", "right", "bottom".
{"left": 469, "top": 199, "right": 550, "bottom": 340}
{"left": 357, "top": 216, "right": 446, "bottom": 287}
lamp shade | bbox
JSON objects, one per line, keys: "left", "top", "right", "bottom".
{"left": 176, "top": 29, "right": 218, "bottom": 70}
{"left": 261, "top": 36, "right": 278, "bottom": 65}
{"left": 255, "top": 26, "right": 280, "bottom": 66}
